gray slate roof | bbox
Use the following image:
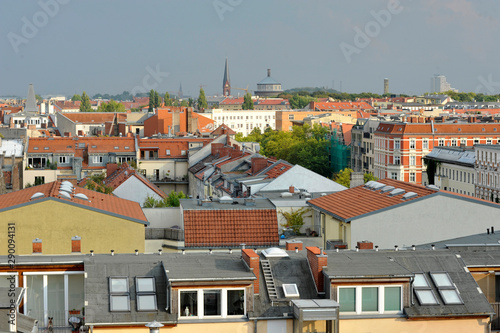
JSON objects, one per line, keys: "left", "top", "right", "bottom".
{"left": 424, "top": 147, "right": 475, "bottom": 166}
{"left": 324, "top": 249, "right": 493, "bottom": 318}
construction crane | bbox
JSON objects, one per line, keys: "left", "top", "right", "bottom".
{"left": 233, "top": 85, "right": 250, "bottom": 94}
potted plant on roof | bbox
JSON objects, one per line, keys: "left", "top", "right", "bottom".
{"left": 69, "top": 308, "right": 80, "bottom": 315}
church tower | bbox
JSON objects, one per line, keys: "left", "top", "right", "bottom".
{"left": 222, "top": 58, "right": 231, "bottom": 97}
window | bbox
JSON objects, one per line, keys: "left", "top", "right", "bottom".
{"left": 166, "top": 149, "right": 170, "bottom": 155}
{"left": 181, "top": 150, "right": 186, "bottom": 156}
{"left": 109, "top": 277, "right": 130, "bottom": 311}
{"left": 410, "top": 172, "right": 416, "bottom": 182}
{"left": 429, "top": 272, "right": 463, "bottom": 305}
{"left": 394, "top": 140, "right": 400, "bottom": 150}
{"left": 410, "top": 156, "right": 416, "bottom": 166}
{"left": 461, "top": 138, "right": 466, "bottom": 145}
{"left": 413, "top": 273, "right": 439, "bottom": 305}
{"left": 58, "top": 156, "right": 68, "bottom": 164}
{"left": 410, "top": 139, "right": 416, "bottom": 149}
{"left": 179, "top": 288, "right": 245, "bottom": 319}
{"left": 288, "top": 114, "right": 294, "bottom": 120}
{"left": 34, "top": 176, "right": 45, "bottom": 186}
{"left": 391, "top": 172, "right": 398, "bottom": 180}
{"left": 438, "top": 138, "right": 444, "bottom": 147}
{"left": 93, "top": 156, "right": 103, "bottom": 164}
{"left": 487, "top": 138, "right": 493, "bottom": 144}
{"left": 422, "top": 139, "right": 428, "bottom": 150}
{"left": 474, "top": 138, "right": 479, "bottom": 144}
{"left": 394, "top": 156, "right": 400, "bottom": 165}
{"left": 451, "top": 139, "right": 457, "bottom": 147}
{"left": 136, "top": 277, "right": 157, "bottom": 311}
{"left": 338, "top": 286, "right": 401, "bottom": 314}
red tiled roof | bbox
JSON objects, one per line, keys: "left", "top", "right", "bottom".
{"left": 211, "top": 124, "right": 237, "bottom": 136}
{"left": 341, "top": 124, "right": 354, "bottom": 146}
{"left": 183, "top": 209, "right": 279, "bottom": 247}
{"left": 260, "top": 161, "right": 293, "bottom": 179}
{"left": 307, "top": 179, "right": 436, "bottom": 221}
{"left": 138, "top": 138, "right": 210, "bottom": 159}
{"left": 0, "top": 181, "right": 148, "bottom": 224}
{"left": 220, "top": 97, "right": 244, "bottom": 105}
{"left": 376, "top": 123, "right": 500, "bottom": 135}
{"left": 105, "top": 163, "right": 166, "bottom": 198}
{"left": 27, "top": 137, "right": 136, "bottom": 154}
{"left": 61, "top": 112, "right": 127, "bottom": 124}
{"left": 310, "top": 102, "right": 374, "bottom": 111}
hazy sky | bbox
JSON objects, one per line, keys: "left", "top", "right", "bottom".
{"left": 1, "top": 0, "right": 500, "bottom": 98}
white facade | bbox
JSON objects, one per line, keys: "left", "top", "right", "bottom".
{"left": 475, "top": 145, "right": 500, "bottom": 201}
{"left": 112, "top": 175, "right": 164, "bottom": 206}
{"left": 349, "top": 194, "right": 500, "bottom": 249}
{"left": 206, "top": 109, "right": 276, "bottom": 136}
{"left": 435, "top": 163, "right": 475, "bottom": 196}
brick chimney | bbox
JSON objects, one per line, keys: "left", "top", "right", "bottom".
{"left": 286, "top": 239, "right": 303, "bottom": 251}
{"left": 350, "top": 172, "right": 364, "bottom": 188}
{"left": 72, "top": 236, "right": 81, "bottom": 253}
{"left": 211, "top": 143, "right": 224, "bottom": 156}
{"left": 106, "top": 163, "right": 119, "bottom": 176}
{"left": 251, "top": 157, "right": 268, "bottom": 174}
{"left": 306, "top": 246, "right": 327, "bottom": 293}
{"left": 289, "top": 186, "right": 295, "bottom": 193}
{"left": 357, "top": 240, "right": 373, "bottom": 250}
{"left": 242, "top": 249, "right": 260, "bottom": 295}
{"left": 32, "top": 238, "right": 42, "bottom": 254}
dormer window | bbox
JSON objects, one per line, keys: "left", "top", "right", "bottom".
{"left": 109, "top": 277, "right": 130, "bottom": 311}
{"left": 413, "top": 273, "right": 438, "bottom": 305}
{"left": 136, "top": 277, "right": 157, "bottom": 311}
{"left": 337, "top": 285, "right": 402, "bottom": 314}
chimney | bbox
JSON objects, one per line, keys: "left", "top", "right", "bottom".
{"left": 350, "top": 172, "right": 364, "bottom": 188}
{"left": 306, "top": 246, "right": 327, "bottom": 293}
{"left": 32, "top": 238, "right": 42, "bottom": 254}
{"left": 242, "top": 249, "right": 260, "bottom": 294}
{"left": 356, "top": 240, "right": 373, "bottom": 250}
{"left": 289, "top": 186, "right": 295, "bottom": 194}
{"left": 251, "top": 157, "right": 268, "bottom": 174}
{"left": 286, "top": 239, "right": 303, "bottom": 251}
{"left": 211, "top": 143, "right": 224, "bottom": 156}
{"left": 267, "top": 69, "right": 271, "bottom": 77}
{"left": 71, "top": 236, "right": 81, "bottom": 253}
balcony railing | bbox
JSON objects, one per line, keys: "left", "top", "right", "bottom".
{"left": 146, "top": 228, "right": 184, "bottom": 241}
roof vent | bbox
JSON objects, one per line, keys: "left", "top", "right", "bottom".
{"left": 59, "top": 191, "right": 72, "bottom": 200}
{"left": 61, "top": 181, "right": 73, "bottom": 187}
{"left": 380, "top": 185, "right": 395, "bottom": 193}
{"left": 402, "top": 192, "right": 418, "bottom": 200}
{"left": 282, "top": 284, "right": 300, "bottom": 298}
{"left": 262, "top": 247, "right": 289, "bottom": 258}
{"left": 59, "top": 185, "right": 73, "bottom": 193}
{"left": 74, "top": 193, "right": 89, "bottom": 201}
{"left": 364, "top": 181, "right": 376, "bottom": 188}
{"left": 426, "top": 185, "right": 440, "bottom": 191}
{"left": 372, "top": 182, "right": 385, "bottom": 190}
{"left": 389, "top": 188, "right": 405, "bottom": 197}
{"left": 281, "top": 192, "right": 293, "bottom": 198}
{"left": 31, "top": 192, "right": 45, "bottom": 200}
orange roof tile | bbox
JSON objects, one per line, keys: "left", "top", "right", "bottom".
{"left": 376, "top": 123, "right": 500, "bottom": 135}
{"left": 183, "top": 209, "right": 279, "bottom": 247}
{"left": 61, "top": 112, "right": 127, "bottom": 124}
{"left": 0, "top": 181, "right": 148, "bottom": 224}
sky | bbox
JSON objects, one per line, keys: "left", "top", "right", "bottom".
{"left": 1, "top": 0, "right": 500, "bottom": 98}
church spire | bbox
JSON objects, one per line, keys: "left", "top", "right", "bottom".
{"left": 25, "top": 83, "right": 38, "bottom": 112}
{"left": 223, "top": 58, "right": 231, "bottom": 97}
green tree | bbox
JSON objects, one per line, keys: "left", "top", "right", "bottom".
{"left": 79, "top": 91, "right": 92, "bottom": 112}
{"left": 154, "top": 91, "right": 160, "bottom": 108}
{"left": 148, "top": 89, "right": 155, "bottom": 112}
{"left": 164, "top": 92, "right": 172, "bottom": 106}
{"left": 289, "top": 94, "right": 314, "bottom": 109}
{"left": 97, "top": 99, "right": 126, "bottom": 113}
{"left": 71, "top": 94, "right": 81, "bottom": 101}
{"left": 188, "top": 98, "right": 194, "bottom": 107}
{"left": 279, "top": 207, "right": 309, "bottom": 234}
{"left": 35, "top": 94, "right": 43, "bottom": 102}
{"left": 142, "top": 191, "right": 188, "bottom": 208}
{"left": 242, "top": 93, "right": 254, "bottom": 110}
{"left": 197, "top": 88, "right": 208, "bottom": 110}
{"left": 332, "top": 168, "right": 378, "bottom": 187}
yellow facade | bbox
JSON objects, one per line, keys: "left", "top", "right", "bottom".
{"left": 339, "top": 317, "right": 490, "bottom": 333}
{"left": 0, "top": 200, "right": 145, "bottom": 255}
{"left": 322, "top": 214, "right": 351, "bottom": 249}
{"left": 92, "top": 322, "right": 254, "bottom": 333}
{"left": 472, "top": 271, "right": 497, "bottom": 303}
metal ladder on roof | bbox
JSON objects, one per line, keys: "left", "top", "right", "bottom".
{"left": 261, "top": 260, "right": 278, "bottom": 299}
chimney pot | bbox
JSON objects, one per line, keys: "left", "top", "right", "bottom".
{"left": 158, "top": 249, "right": 163, "bottom": 255}
{"left": 90, "top": 250, "right": 94, "bottom": 256}
{"left": 412, "top": 245, "right": 416, "bottom": 251}
{"left": 375, "top": 245, "right": 379, "bottom": 252}
{"left": 209, "top": 249, "right": 213, "bottom": 254}
{"left": 182, "top": 249, "right": 185, "bottom": 255}
{"left": 229, "top": 248, "right": 232, "bottom": 254}
{"left": 135, "top": 249, "right": 139, "bottom": 255}
{"left": 395, "top": 245, "right": 399, "bottom": 251}
{"left": 492, "top": 226, "right": 495, "bottom": 234}
{"left": 111, "top": 250, "right": 114, "bottom": 256}
{"left": 431, "top": 245, "right": 435, "bottom": 250}
{"left": 488, "top": 228, "right": 490, "bottom": 234}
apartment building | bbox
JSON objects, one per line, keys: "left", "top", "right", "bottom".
{"left": 206, "top": 109, "right": 276, "bottom": 136}
{"left": 351, "top": 119, "right": 380, "bottom": 174}
{"left": 374, "top": 122, "right": 500, "bottom": 184}
{"left": 474, "top": 144, "right": 500, "bottom": 201}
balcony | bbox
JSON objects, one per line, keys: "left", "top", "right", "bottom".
{"left": 148, "top": 176, "right": 188, "bottom": 184}
{"left": 146, "top": 227, "right": 184, "bottom": 241}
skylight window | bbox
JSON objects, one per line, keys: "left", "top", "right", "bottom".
{"left": 282, "top": 284, "right": 300, "bottom": 297}
{"left": 413, "top": 273, "right": 439, "bottom": 305}
{"left": 136, "top": 277, "right": 157, "bottom": 311}
{"left": 430, "top": 272, "right": 463, "bottom": 305}
{"left": 109, "top": 277, "right": 130, "bottom": 311}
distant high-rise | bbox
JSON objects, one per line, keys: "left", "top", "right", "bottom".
{"left": 430, "top": 74, "right": 456, "bottom": 93}
{"left": 384, "top": 78, "right": 389, "bottom": 95}
{"left": 25, "top": 83, "right": 38, "bottom": 112}
{"left": 178, "top": 82, "right": 183, "bottom": 99}
{"left": 223, "top": 58, "right": 231, "bottom": 97}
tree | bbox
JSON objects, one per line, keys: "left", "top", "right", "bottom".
{"left": 154, "top": 91, "right": 160, "bottom": 108}
{"left": 148, "top": 89, "right": 155, "bottom": 112}
{"left": 142, "top": 191, "right": 188, "bottom": 208}
{"left": 79, "top": 91, "right": 92, "bottom": 112}
{"left": 242, "top": 93, "right": 254, "bottom": 110}
{"left": 332, "top": 168, "right": 378, "bottom": 187}
{"left": 35, "top": 94, "right": 43, "bottom": 102}
{"left": 197, "top": 88, "right": 208, "bottom": 110}
{"left": 188, "top": 98, "right": 193, "bottom": 107}
{"left": 164, "top": 92, "right": 172, "bottom": 106}
{"left": 71, "top": 94, "right": 81, "bottom": 101}
{"left": 289, "top": 94, "right": 314, "bottom": 109}
{"left": 97, "top": 99, "right": 125, "bottom": 113}
{"left": 279, "top": 207, "right": 309, "bottom": 234}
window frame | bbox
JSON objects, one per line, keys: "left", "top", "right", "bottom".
{"left": 178, "top": 288, "right": 246, "bottom": 319}
{"left": 413, "top": 273, "right": 439, "bottom": 305}
{"left": 109, "top": 277, "right": 130, "bottom": 312}
{"left": 337, "top": 285, "right": 403, "bottom": 315}
{"left": 135, "top": 276, "right": 157, "bottom": 312}
{"left": 429, "top": 272, "right": 463, "bottom": 305}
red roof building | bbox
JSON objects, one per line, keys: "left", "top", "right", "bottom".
{"left": 143, "top": 107, "right": 215, "bottom": 137}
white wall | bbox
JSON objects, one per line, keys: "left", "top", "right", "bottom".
{"left": 113, "top": 176, "right": 164, "bottom": 205}
{"left": 350, "top": 194, "right": 500, "bottom": 249}
{"left": 142, "top": 207, "right": 182, "bottom": 228}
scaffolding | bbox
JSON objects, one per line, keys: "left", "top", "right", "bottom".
{"left": 328, "top": 129, "right": 351, "bottom": 174}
